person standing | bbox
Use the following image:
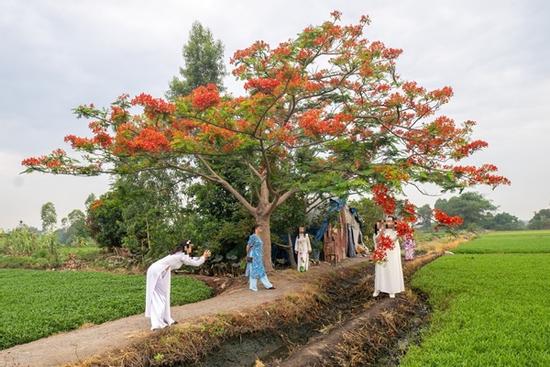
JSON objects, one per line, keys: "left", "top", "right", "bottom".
{"left": 294, "top": 226, "right": 312, "bottom": 272}
{"left": 145, "top": 240, "right": 211, "bottom": 330}
{"left": 404, "top": 235, "right": 416, "bottom": 261}
{"left": 246, "top": 225, "right": 276, "bottom": 291}
{"left": 373, "top": 216, "right": 405, "bottom": 299}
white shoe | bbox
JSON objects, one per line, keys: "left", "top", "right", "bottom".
{"left": 372, "top": 291, "right": 380, "bottom": 297}
{"left": 389, "top": 293, "right": 395, "bottom": 298}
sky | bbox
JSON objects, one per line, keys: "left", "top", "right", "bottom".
{"left": 0, "top": 0, "right": 549, "bottom": 229}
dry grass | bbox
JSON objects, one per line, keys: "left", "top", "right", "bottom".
{"left": 326, "top": 293, "right": 426, "bottom": 367}
{"left": 415, "top": 234, "right": 472, "bottom": 254}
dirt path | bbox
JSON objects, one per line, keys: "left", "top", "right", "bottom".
{"left": 0, "top": 257, "right": 367, "bottom": 367}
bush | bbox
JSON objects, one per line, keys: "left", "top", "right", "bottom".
{"left": 0, "top": 227, "right": 59, "bottom": 261}
{"left": 0, "top": 228, "right": 104, "bottom": 269}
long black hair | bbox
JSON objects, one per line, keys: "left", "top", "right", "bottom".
{"left": 171, "top": 239, "right": 192, "bottom": 254}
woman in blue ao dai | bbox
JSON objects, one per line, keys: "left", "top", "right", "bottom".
{"left": 246, "top": 225, "right": 276, "bottom": 291}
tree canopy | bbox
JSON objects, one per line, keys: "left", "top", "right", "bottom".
{"left": 167, "top": 21, "right": 226, "bottom": 100}
{"left": 434, "top": 192, "right": 497, "bottom": 229}
{"left": 40, "top": 202, "right": 57, "bottom": 232}
{"left": 22, "top": 12, "right": 509, "bottom": 269}
{"left": 528, "top": 208, "right": 550, "bottom": 230}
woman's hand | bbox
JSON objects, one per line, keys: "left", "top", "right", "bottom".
{"left": 202, "top": 250, "right": 212, "bottom": 258}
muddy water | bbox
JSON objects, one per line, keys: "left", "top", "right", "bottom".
{"left": 181, "top": 326, "right": 316, "bottom": 367}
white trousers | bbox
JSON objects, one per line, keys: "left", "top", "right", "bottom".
{"left": 249, "top": 275, "right": 273, "bottom": 291}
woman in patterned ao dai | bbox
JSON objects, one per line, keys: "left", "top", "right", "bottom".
{"left": 294, "top": 226, "right": 312, "bottom": 272}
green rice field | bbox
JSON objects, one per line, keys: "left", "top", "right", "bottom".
{"left": 0, "top": 269, "right": 211, "bottom": 349}
{"left": 402, "top": 230, "right": 550, "bottom": 366}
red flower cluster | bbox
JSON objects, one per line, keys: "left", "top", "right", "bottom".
{"left": 429, "top": 86, "right": 453, "bottom": 102}
{"left": 191, "top": 84, "right": 221, "bottom": 110}
{"left": 64, "top": 135, "right": 94, "bottom": 149}
{"left": 433, "top": 208, "right": 463, "bottom": 226}
{"left": 453, "top": 139, "right": 488, "bottom": 158}
{"left": 127, "top": 127, "right": 170, "bottom": 153}
{"left": 244, "top": 78, "right": 281, "bottom": 93}
{"left": 370, "top": 233, "right": 395, "bottom": 263}
{"left": 381, "top": 47, "right": 403, "bottom": 59}
{"left": 395, "top": 220, "right": 413, "bottom": 237}
{"left": 402, "top": 201, "right": 417, "bottom": 222}
{"left": 110, "top": 106, "right": 127, "bottom": 121}
{"left": 402, "top": 81, "right": 426, "bottom": 96}
{"left": 452, "top": 164, "right": 511, "bottom": 186}
{"left": 372, "top": 184, "right": 396, "bottom": 215}
{"left": 131, "top": 93, "right": 175, "bottom": 116}
{"left": 94, "top": 132, "right": 113, "bottom": 148}
{"left": 64, "top": 131, "right": 112, "bottom": 150}
{"left": 298, "top": 109, "right": 348, "bottom": 136}
{"left": 22, "top": 149, "right": 66, "bottom": 169}
{"left": 21, "top": 157, "right": 43, "bottom": 166}
{"left": 45, "top": 159, "right": 61, "bottom": 168}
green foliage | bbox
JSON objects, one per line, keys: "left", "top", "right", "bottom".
{"left": 484, "top": 212, "right": 524, "bottom": 231}
{"left": 40, "top": 202, "right": 57, "bottom": 232}
{"left": 84, "top": 22, "right": 242, "bottom": 262}
{"left": 348, "top": 197, "right": 383, "bottom": 241}
{"left": 0, "top": 255, "right": 50, "bottom": 269}
{"left": 0, "top": 227, "right": 59, "bottom": 264}
{"left": 86, "top": 190, "right": 126, "bottom": 248}
{"left": 0, "top": 224, "right": 101, "bottom": 269}
{"left": 401, "top": 231, "right": 550, "bottom": 367}
{"left": 416, "top": 204, "right": 432, "bottom": 230}
{"left": 0, "top": 269, "right": 211, "bottom": 349}
{"left": 56, "top": 209, "right": 91, "bottom": 245}
{"left": 88, "top": 170, "right": 190, "bottom": 257}
{"left": 413, "top": 229, "right": 452, "bottom": 243}
{"left": 435, "top": 192, "right": 524, "bottom": 231}
{"left": 271, "top": 193, "right": 308, "bottom": 235}
{"left": 435, "top": 192, "right": 497, "bottom": 230}
{"left": 167, "top": 21, "right": 225, "bottom": 99}
{"left": 528, "top": 208, "right": 550, "bottom": 230}
{"left": 185, "top": 159, "right": 253, "bottom": 260}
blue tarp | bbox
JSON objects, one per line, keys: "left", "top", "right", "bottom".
{"left": 314, "top": 197, "right": 348, "bottom": 241}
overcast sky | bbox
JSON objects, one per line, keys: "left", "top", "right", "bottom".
{"left": 1, "top": 0, "right": 548, "bottom": 229}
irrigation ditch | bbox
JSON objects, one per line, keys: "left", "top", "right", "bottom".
{"left": 71, "top": 252, "right": 442, "bottom": 367}
{"left": 189, "top": 254, "right": 438, "bottom": 367}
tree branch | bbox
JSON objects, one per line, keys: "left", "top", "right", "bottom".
{"left": 196, "top": 155, "right": 257, "bottom": 214}
{"left": 268, "top": 188, "right": 297, "bottom": 215}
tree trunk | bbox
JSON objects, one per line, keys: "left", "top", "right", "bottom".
{"left": 287, "top": 233, "right": 297, "bottom": 269}
{"left": 256, "top": 214, "right": 273, "bottom": 272}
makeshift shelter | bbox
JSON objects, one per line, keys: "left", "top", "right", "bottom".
{"left": 315, "top": 198, "right": 366, "bottom": 264}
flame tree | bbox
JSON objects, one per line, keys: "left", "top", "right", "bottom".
{"left": 23, "top": 12, "right": 509, "bottom": 270}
